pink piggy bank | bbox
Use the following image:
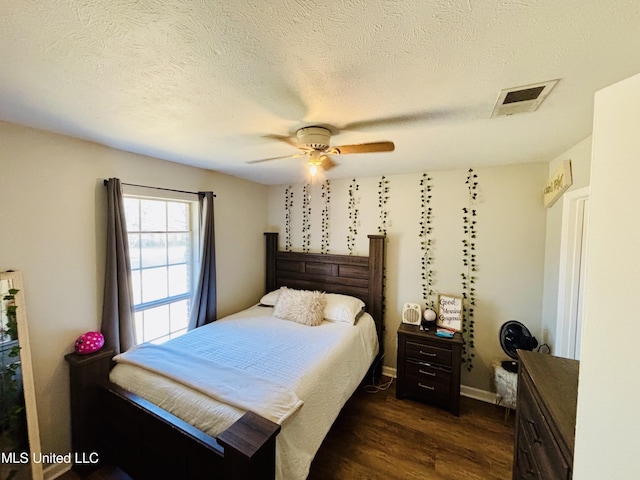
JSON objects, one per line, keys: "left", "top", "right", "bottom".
{"left": 74, "top": 331, "right": 105, "bottom": 354}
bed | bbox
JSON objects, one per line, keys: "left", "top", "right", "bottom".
{"left": 65, "top": 233, "right": 385, "bottom": 480}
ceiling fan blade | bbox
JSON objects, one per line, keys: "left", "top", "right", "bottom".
{"left": 262, "top": 134, "right": 300, "bottom": 148}
{"left": 246, "top": 152, "right": 304, "bottom": 164}
{"left": 341, "top": 112, "right": 431, "bottom": 130}
{"left": 328, "top": 141, "right": 395, "bottom": 155}
{"left": 320, "top": 155, "right": 337, "bottom": 171}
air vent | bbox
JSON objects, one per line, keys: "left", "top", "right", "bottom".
{"left": 491, "top": 79, "right": 559, "bottom": 118}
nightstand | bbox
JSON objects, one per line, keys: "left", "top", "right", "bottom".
{"left": 65, "top": 348, "right": 114, "bottom": 475}
{"left": 396, "top": 324, "right": 463, "bottom": 415}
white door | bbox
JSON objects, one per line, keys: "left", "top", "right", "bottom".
{"left": 555, "top": 187, "right": 590, "bottom": 360}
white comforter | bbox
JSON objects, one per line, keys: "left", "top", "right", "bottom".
{"left": 113, "top": 343, "right": 304, "bottom": 424}
{"left": 109, "top": 305, "right": 379, "bottom": 480}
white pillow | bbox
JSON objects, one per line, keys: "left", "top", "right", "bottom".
{"left": 259, "top": 288, "right": 282, "bottom": 306}
{"left": 272, "top": 287, "right": 326, "bottom": 326}
{"left": 324, "top": 293, "right": 365, "bottom": 325}
{"left": 262, "top": 288, "right": 365, "bottom": 324}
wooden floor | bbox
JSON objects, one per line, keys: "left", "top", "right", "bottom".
{"left": 59, "top": 379, "right": 515, "bottom": 480}
{"left": 309, "top": 379, "right": 515, "bottom": 479}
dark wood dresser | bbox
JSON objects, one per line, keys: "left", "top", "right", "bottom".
{"left": 513, "top": 351, "right": 579, "bottom": 480}
{"left": 396, "top": 324, "right": 463, "bottom": 415}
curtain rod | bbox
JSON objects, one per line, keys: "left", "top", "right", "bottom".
{"left": 103, "top": 179, "right": 215, "bottom": 197}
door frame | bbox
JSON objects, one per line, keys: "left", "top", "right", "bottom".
{"left": 555, "top": 186, "right": 590, "bottom": 359}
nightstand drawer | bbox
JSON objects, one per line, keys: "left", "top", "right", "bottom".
{"left": 405, "top": 377, "right": 450, "bottom": 404}
{"left": 405, "top": 358, "right": 451, "bottom": 385}
{"left": 405, "top": 340, "right": 452, "bottom": 366}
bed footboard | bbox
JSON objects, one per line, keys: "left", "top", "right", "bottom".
{"left": 65, "top": 350, "right": 280, "bottom": 480}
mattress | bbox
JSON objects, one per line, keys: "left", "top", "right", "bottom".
{"left": 109, "top": 304, "right": 379, "bottom": 480}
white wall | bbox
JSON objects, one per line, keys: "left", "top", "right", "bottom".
{"left": 0, "top": 122, "right": 268, "bottom": 461}
{"left": 541, "top": 136, "right": 592, "bottom": 349}
{"left": 267, "top": 163, "right": 548, "bottom": 392}
{"left": 573, "top": 73, "right": 640, "bottom": 478}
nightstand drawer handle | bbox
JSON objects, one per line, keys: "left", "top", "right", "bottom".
{"left": 419, "top": 350, "right": 436, "bottom": 357}
{"left": 419, "top": 369, "right": 436, "bottom": 376}
{"left": 418, "top": 383, "right": 435, "bottom": 391}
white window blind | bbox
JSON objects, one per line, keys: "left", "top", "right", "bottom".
{"left": 123, "top": 193, "right": 199, "bottom": 344}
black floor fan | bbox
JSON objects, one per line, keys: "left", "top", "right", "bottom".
{"left": 499, "top": 321, "right": 538, "bottom": 373}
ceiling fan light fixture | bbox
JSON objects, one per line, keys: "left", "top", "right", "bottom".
{"left": 307, "top": 151, "right": 323, "bottom": 177}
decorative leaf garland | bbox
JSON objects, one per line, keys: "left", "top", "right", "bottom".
{"left": 378, "top": 176, "right": 390, "bottom": 235}
{"left": 302, "top": 183, "right": 311, "bottom": 253}
{"left": 284, "top": 186, "right": 293, "bottom": 252}
{"left": 419, "top": 173, "right": 435, "bottom": 309}
{"left": 347, "top": 179, "right": 360, "bottom": 255}
{"left": 377, "top": 175, "right": 390, "bottom": 322}
{"left": 461, "top": 168, "right": 479, "bottom": 372}
{"left": 321, "top": 180, "right": 331, "bottom": 254}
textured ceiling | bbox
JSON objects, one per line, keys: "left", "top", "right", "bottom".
{"left": 1, "top": 1, "right": 639, "bottom": 184}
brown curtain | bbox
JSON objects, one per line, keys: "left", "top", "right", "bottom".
{"left": 100, "top": 178, "right": 135, "bottom": 353}
{"left": 188, "top": 191, "right": 217, "bottom": 329}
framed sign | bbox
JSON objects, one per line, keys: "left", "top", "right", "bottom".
{"left": 543, "top": 159, "right": 573, "bottom": 208}
{"left": 437, "top": 294, "right": 463, "bottom": 332}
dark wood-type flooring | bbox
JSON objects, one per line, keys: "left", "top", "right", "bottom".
{"left": 59, "top": 378, "right": 514, "bottom": 480}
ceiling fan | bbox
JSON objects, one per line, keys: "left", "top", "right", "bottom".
{"left": 247, "top": 126, "right": 395, "bottom": 176}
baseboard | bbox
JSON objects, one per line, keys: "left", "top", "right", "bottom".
{"left": 382, "top": 365, "right": 397, "bottom": 378}
{"left": 381, "top": 366, "right": 498, "bottom": 405}
{"left": 44, "top": 461, "right": 72, "bottom": 480}
{"left": 461, "top": 385, "right": 498, "bottom": 404}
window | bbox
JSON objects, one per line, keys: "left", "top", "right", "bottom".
{"left": 124, "top": 195, "right": 199, "bottom": 345}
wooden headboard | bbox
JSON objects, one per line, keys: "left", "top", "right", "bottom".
{"left": 264, "top": 232, "right": 386, "bottom": 362}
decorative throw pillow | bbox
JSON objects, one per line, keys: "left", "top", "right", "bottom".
{"left": 273, "top": 287, "right": 326, "bottom": 326}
